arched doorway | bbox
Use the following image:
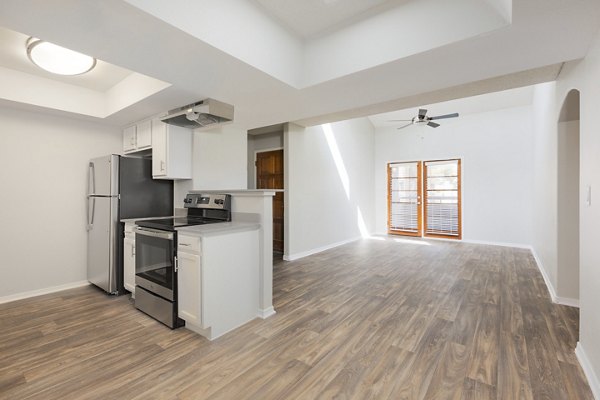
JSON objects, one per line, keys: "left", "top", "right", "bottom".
{"left": 557, "top": 89, "right": 580, "bottom": 304}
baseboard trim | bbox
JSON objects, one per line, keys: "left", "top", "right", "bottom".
{"left": 0, "top": 281, "right": 90, "bottom": 304}
{"left": 257, "top": 306, "right": 276, "bottom": 319}
{"left": 554, "top": 295, "right": 580, "bottom": 308}
{"left": 284, "top": 236, "right": 361, "bottom": 261}
{"left": 373, "top": 232, "right": 532, "bottom": 249}
{"left": 529, "top": 247, "right": 580, "bottom": 308}
{"left": 576, "top": 342, "right": 600, "bottom": 399}
{"left": 461, "top": 239, "right": 532, "bottom": 249}
{"left": 529, "top": 246, "right": 558, "bottom": 301}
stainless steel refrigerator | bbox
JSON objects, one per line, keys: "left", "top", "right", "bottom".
{"left": 87, "top": 155, "right": 173, "bottom": 294}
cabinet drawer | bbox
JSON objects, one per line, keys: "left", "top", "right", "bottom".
{"left": 178, "top": 235, "right": 200, "bottom": 252}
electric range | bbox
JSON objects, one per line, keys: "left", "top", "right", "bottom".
{"left": 133, "top": 193, "right": 231, "bottom": 328}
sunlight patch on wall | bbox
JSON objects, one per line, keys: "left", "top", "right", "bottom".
{"left": 357, "top": 207, "right": 370, "bottom": 238}
{"left": 323, "top": 123, "right": 350, "bottom": 199}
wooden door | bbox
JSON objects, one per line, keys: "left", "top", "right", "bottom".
{"left": 256, "top": 150, "right": 284, "bottom": 252}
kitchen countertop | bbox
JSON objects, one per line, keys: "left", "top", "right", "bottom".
{"left": 176, "top": 222, "right": 260, "bottom": 236}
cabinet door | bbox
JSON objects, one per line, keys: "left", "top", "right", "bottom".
{"left": 123, "top": 237, "right": 136, "bottom": 294}
{"left": 123, "top": 126, "right": 137, "bottom": 153}
{"left": 136, "top": 120, "right": 152, "bottom": 150}
{"left": 177, "top": 252, "right": 201, "bottom": 326}
{"left": 151, "top": 119, "right": 167, "bottom": 177}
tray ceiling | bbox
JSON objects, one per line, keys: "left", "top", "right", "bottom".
{"left": 0, "top": 0, "right": 598, "bottom": 128}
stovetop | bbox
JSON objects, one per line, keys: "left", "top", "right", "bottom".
{"left": 135, "top": 216, "right": 224, "bottom": 231}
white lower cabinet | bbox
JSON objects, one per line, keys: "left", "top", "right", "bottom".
{"left": 123, "top": 223, "right": 136, "bottom": 297}
{"left": 177, "top": 251, "right": 201, "bottom": 327}
{"left": 177, "top": 230, "right": 259, "bottom": 340}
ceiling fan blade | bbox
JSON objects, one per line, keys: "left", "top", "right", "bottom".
{"left": 387, "top": 119, "right": 413, "bottom": 122}
{"left": 427, "top": 121, "right": 440, "bottom": 128}
{"left": 429, "top": 112, "right": 459, "bottom": 121}
{"left": 397, "top": 123, "right": 413, "bottom": 130}
{"left": 418, "top": 109, "right": 428, "bottom": 119}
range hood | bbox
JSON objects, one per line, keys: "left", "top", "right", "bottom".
{"left": 160, "top": 98, "right": 234, "bottom": 129}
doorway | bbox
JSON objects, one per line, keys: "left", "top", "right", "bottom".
{"left": 256, "top": 149, "right": 284, "bottom": 253}
{"left": 557, "top": 89, "right": 580, "bottom": 303}
{"left": 247, "top": 124, "right": 285, "bottom": 254}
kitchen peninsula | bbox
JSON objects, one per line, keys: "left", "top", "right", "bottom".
{"left": 188, "top": 189, "right": 279, "bottom": 320}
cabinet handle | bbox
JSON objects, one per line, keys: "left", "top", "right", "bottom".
{"left": 132, "top": 245, "right": 135, "bottom": 257}
{"left": 161, "top": 160, "right": 165, "bottom": 172}
{"left": 179, "top": 243, "right": 190, "bottom": 246}
{"left": 174, "top": 256, "right": 179, "bottom": 273}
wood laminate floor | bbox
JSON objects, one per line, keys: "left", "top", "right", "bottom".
{"left": 0, "top": 237, "right": 594, "bottom": 399}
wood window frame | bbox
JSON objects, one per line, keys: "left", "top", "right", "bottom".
{"left": 423, "top": 158, "right": 462, "bottom": 240}
{"left": 387, "top": 161, "right": 422, "bottom": 237}
{"left": 387, "top": 158, "right": 462, "bottom": 240}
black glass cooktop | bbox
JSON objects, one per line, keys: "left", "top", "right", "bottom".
{"left": 136, "top": 216, "right": 223, "bottom": 231}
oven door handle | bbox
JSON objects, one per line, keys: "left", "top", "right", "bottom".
{"left": 135, "top": 227, "right": 174, "bottom": 240}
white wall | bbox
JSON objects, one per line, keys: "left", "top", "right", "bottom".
{"left": 303, "top": 0, "right": 508, "bottom": 86}
{"left": 532, "top": 30, "right": 600, "bottom": 396}
{"left": 531, "top": 82, "right": 558, "bottom": 290}
{"left": 557, "top": 120, "right": 580, "bottom": 300}
{"left": 375, "top": 106, "right": 534, "bottom": 246}
{"left": 174, "top": 125, "right": 248, "bottom": 203}
{"left": 285, "top": 118, "right": 375, "bottom": 259}
{"left": 0, "top": 106, "right": 121, "bottom": 299}
{"left": 247, "top": 131, "right": 283, "bottom": 189}
{"left": 124, "top": 0, "right": 304, "bottom": 87}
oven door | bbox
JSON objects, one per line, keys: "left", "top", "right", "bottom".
{"left": 135, "top": 227, "right": 175, "bottom": 301}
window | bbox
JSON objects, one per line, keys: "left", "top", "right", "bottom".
{"left": 424, "top": 159, "right": 461, "bottom": 239}
{"left": 387, "top": 159, "right": 461, "bottom": 239}
{"left": 388, "top": 161, "right": 422, "bottom": 236}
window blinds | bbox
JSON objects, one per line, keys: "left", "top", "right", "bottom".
{"left": 388, "top": 162, "right": 421, "bottom": 235}
{"left": 424, "top": 159, "right": 460, "bottom": 237}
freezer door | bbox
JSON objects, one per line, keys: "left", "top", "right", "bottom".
{"left": 88, "top": 155, "right": 119, "bottom": 196}
{"left": 87, "top": 196, "right": 119, "bottom": 293}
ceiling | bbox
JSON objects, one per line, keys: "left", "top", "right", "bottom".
{"left": 0, "top": 26, "right": 131, "bottom": 92}
{"left": 368, "top": 86, "right": 534, "bottom": 128}
{"left": 252, "top": 0, "right": 412, "bottom": 39}
{"left": 0, "top": 0, "right": 597, "bottom": 128}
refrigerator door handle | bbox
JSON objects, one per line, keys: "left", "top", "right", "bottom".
{"left": 87, "top": 197, "right": 96, "bottom": 230}
{"left": 88, "top": 162, "right": 96, "bottom": 195}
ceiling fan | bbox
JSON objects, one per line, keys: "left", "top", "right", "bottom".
{"left": 391, "top": 109, "right": 459, "bottom": 130}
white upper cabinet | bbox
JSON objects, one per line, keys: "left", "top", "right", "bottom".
{"left": 123, "top": 125, "right": 137, "bottom": 153}
{"left": 123, "top": 116, "right": 192, "bottom": 180}
{"left": 151, "top": 119, "right": 192, "bottom": 180}
{"left": 136, "top": 120, "right": 152, "bottom": 150}
{"left": 123, "top": 120, "right": 152, "bottom": 154}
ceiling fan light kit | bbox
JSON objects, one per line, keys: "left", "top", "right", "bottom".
{"left": 392, "top": 108, "right": 459, "bottom": 130}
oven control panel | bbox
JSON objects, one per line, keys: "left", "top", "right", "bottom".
{"left": 184, "top": 193, "right": 231, "bottom": 210}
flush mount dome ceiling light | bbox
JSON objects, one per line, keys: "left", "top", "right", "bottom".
{"left": 26, "top": 37, "right": 96, "bottom": 76}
